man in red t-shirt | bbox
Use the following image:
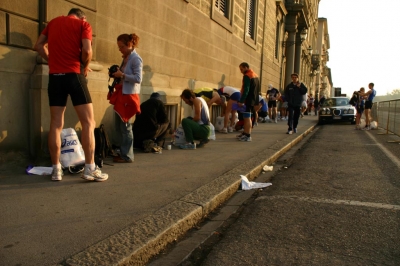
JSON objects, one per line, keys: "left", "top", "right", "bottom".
{"left": 34, "top": 8, "right": 108, "bottom": 182}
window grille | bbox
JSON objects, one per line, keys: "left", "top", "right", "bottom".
{"left": 165, "top": 104, "right": 179, "bottom": 130}
{"left": 246, "top": 0, "right": 256, "bottom": 39}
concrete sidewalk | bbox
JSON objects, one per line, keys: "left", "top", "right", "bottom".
{"left": 0, "top": 115, "right": 318, "bottom": 266}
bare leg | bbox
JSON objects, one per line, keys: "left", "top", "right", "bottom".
{"left": 74, "top": 103, "right": 96, "bottom": 164}
{"left": 48, "top": 106, "right": 66, "bottom": 165}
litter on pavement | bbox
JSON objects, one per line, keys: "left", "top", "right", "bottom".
{"left": 241, "top": 175, "right": 272, "bottom": 190}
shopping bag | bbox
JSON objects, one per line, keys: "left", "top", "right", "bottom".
{"left": 173, "top": 124, "right": 186, "bottom": 146}
{"left": 60, "top": 128, "right": 85, "bottom": 168}
{"left": 209, "top": 123, "right": 216, "bottom": 140}
{"left": 215, "top": 116, "right": 224, "bottom": 131}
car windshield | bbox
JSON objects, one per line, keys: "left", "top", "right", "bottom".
{"left": 322, "top": 98, "right": 350, "bottom": 107}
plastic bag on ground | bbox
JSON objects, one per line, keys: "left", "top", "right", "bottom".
{"left": 241, "top": 175, "right": 272, "bottom": 190}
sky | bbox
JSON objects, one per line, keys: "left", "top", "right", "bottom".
{"left": 318, "top": 0, "right": 400, "bottom": 96}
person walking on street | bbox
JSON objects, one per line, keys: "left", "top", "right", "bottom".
{"left": 358, "top": 82, "right": 376, "bottom": 130}
{"left": 313, "top": 96, "right": 319, "bottom": 116}
{"left": 266, "top": 84, "right": 280, "bottom": 123}
{"left": 237, "top": 62, "right": 260, "bottom": 141}
{"left": 34, "top": 8, "right": 108, "bottom": 182}
{"left": 354, "top": 87, "right": 366, "bottom": 129}
{"left": 284, "top": 73, "right": 308, "bottom": 134}
{"left": 109, "top": 33, "right": 142, "bottom": 163}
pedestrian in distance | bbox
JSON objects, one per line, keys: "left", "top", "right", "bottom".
{"left": 307, "top": 94, "right": 314, "bottom": 115}
{"left": 266, "top": 84, "right": 280, "bottom": 123}
{"left": 284, "top": 73, "right": 308, "bottom": 134}
{"left": 313, "top": 96, "right": 319, "bottom": 116}
{"left": 236, "top": 62, "right": 261, "bottom": 142}
{"left": 34, "top": 8, "right": 108, "bottom": 182}
{"left": 358, "top": 82, "right": 376, "bottom": 130}
{"left": 179, "top": 89, "right": 211, "bottom": 149}
{"left": 109, "top": 33, "right": 142, "bottom": 163}
{"left": 278, "top": 94, "right": 288, "bottom": 120}
{"left": 354, "top": 87, "right": 366, "bottom": 130}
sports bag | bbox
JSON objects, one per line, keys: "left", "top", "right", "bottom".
{"left": 94, "top": 124, "right": 116, "bottom": 167}
{"left": 60, "top": 128, "right": 85, "bottom": 168}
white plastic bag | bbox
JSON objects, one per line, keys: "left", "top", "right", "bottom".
{"left": 209, "top": 123, "right": 216, "bottom": 140}
{"left": 241, "top": 175, "right": 272, "bottom": 190}
{"left": 173, "top": 124, "right": 186, "bottom": 146}
{"left": 60, "top": 128, "right": 85, "bottom": 168}
{"left": 370, "top": 121, "right": 378, "bottom": 129}
{"left": 360, "top": 118, "right": 366, "bottom": 128}
{"left": 215, "top": 116, "right": 224, "bottom": 131}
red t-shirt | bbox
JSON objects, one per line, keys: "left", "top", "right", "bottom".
{"left": 41, "top": 15, "right": 92, "bottom": 74}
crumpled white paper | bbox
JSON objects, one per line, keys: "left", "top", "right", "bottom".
{"left": 28, "top": 167, "right": 53, "bottom": 175}
{"left": 263, "top": 165, "right": 273, "bottom": 171}
{"left": 241, "top": 175, "right": 272, "bottom": 190}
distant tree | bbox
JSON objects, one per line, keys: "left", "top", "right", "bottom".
{"left": 387, "top": 89, "right": 400, "bottom": 96}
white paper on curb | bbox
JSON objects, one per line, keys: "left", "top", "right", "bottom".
{"left": 263, "top": 165, "right": 273, "bottom": 171}
{"left": 241, "top": 175, "right": 272, "bottom": 190}
{"left": 28, "top": 167, "right": 53, "bottom": 175}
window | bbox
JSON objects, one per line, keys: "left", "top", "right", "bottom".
{"left": 274, "top": 21, "right": 280, "bottom": 59}
{"left": 244, "top": 0, "right": 258, "bottom": 48}
{"left": 212, "top": 0, "right": 234, "bottom": 32}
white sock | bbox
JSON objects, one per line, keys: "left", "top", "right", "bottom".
{"left": 85, "top": 163, "right": 96, "bottom": 171}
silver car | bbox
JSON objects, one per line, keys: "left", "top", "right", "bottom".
{"left": 318, "top": 97, "right": 356, "bottom": 125}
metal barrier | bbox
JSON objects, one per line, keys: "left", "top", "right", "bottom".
{"left": 374, "top": 99, "right": 400, "bottom": 136}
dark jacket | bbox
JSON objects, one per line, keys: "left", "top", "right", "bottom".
{"left": 133, "top": 98, "right": 169, "bottom": 146}
{"left": 284, "top": 82, "right": 308, "bottom": 107}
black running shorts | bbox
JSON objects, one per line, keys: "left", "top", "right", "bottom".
{"left": 268, "top": 100, "right": 277, "bottom": 108}
{"left": 364, "top": 100, "right": 373, "bottom": 109}
{"left": 48, "top": 73, "right": 92, "bottom": 106}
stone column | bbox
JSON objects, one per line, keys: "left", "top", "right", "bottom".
{"left": 294, "top": 33, "right": 303, "bottom": 75}
{"left": 284, "top": 15, "right": 298, "bottom": 86}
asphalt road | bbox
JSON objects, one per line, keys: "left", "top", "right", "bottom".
{"left": 177, "top": 124, "right": 400, "bottom": 265}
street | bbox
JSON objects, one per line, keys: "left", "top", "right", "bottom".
{"left": 160, "top": 124, "right": 400, "bottom": 265}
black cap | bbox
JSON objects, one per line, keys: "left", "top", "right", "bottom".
{"left": 150, "top": 92, "right": 161, "bottom": 100}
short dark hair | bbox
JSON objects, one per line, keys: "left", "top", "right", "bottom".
{"left": 181, "top": 89, "right": 195, "bottom": 100}
{"left": 291, "top": 73, "right": 299, "bottom": 77}
{"left": 239, "top": 62, "right": 249, "bottom": 68}
{"left": 369, "top": 82, "right": 374, "bottom": 87}
{"left": 68, "top": 8, "right": 85, "bottom": 19}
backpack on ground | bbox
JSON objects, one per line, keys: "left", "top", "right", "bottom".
{"left": 94, "top": 124, "right": 116, "bottom": 167}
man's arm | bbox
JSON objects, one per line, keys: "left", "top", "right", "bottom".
{"left": 81, "top": 38, "right": 92, "bottom": 77}
{"left": 34, "top": 34, "right": 49, "bottom": 61}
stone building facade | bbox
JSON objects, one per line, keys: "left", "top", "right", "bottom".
{"left": 0, "top": 0, "right": 330, "bottom": 156}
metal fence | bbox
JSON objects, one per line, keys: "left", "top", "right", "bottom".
{"left": 373, "top": 99, "right": 400, "bottom": 136}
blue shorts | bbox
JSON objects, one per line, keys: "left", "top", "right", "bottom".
{"left": 229, "top": 92, "right": 241, "bottom": 102}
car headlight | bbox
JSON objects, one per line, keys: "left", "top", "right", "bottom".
{"left": 326, "top": 109, "right": 331, "bottom": 114}
{"left": 321, "top": 108, "right": 326, "bottom": 115}
{"left": 343, "top": 109, "right": 348, "bottom": 114}
{"left": 348, "top": 109, "right": 355, "bottom": 114}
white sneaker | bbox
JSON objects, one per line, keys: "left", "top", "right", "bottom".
{"left": 238, "top": 135, "right": 252, "bottom": 142}
{"left": 274, "top": 119, "right": 277, "bottom": 123}
{"left": 236, "top": 133, "right": 244, "bottom": 139}
{"left": 51, "top": 168, "right": 63, "bottom": 181}
{"left": 81, "top": 166, "right": 108, "bottom": 182}
{"left": 228, "top": 127, "right": 233, "bottom": 133}
{"left": 286, "top": 130, "right": 293, "bottom": 135}
{"left": 219, "top": 128, "right": 228, "bottom": 134}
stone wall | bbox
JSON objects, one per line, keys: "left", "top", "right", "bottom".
{"left": 0, "top": 0, "right": 287, "bottom": 156}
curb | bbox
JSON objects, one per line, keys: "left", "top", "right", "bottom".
{"left": 63, "top": 125, "right": 316, "bottom": 265}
